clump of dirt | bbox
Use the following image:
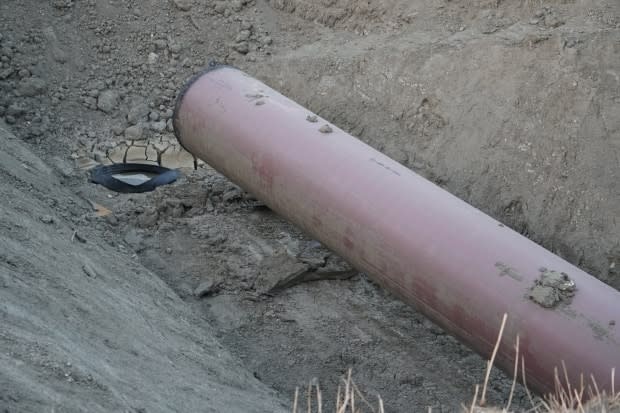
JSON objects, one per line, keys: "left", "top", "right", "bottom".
{"left": 529, "top": 269, "right": 577, "bottom": 308}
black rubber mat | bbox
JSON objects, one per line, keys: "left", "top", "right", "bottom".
{"left": 90, "top": 163, "right": 180, "bottom": 193}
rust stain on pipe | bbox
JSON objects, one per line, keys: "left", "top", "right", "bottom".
{"left": 173, "top": 64, "right": 619, "bottom": 397}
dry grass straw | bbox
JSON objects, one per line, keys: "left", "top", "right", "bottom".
{"left": 464, "top": 313, "right": 618, "bottom": 413}
{"left": 292, "top": 369, "right": 385, "bottom": 413}
{"left": 292, "top": 313, "right": 618, "bottom": 413}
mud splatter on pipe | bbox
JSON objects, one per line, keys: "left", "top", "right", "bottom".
{"left": 173, "top": 65, "right": 619, "bottom": 398}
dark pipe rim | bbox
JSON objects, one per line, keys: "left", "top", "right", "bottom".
{"left": 172, "top": 61, "right": 236, "bottom": 153}
{"left": 90, "top": 163, "right": 180, "bottom": 194}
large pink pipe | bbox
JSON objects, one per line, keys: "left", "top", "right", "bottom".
{"left": 173, "top": 65, "right": 619, "bottom": 397}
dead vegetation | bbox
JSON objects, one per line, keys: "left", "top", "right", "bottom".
{"left": 293, "top": 314, "right": 619, "bottom": 413}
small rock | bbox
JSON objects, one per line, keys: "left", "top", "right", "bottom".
{"left": 124, "top": 229, "right": 145, "bottom": 252}
{"left": 7, "top": 103, "right": 25, "bottom": 117}
{"left": 52, "top": 46, "right": 68, "bottom": 63}
{"left": 83, "top": 96, "right": 97, "bottom": 109}
{"left": 223, "top": 188, "right": 242, "bottom": 202}
{"left": 153, "top": 39, "right": 167, "bottom": 50}
{"left": 262, "top": 36, "right": 273, "bottom": 46}
{"left": 544, "top": 15, "right": 564, "bottom": 28}
{"left": 105, "top": 214, "right": 119, "bottom": 226}
{"left": 97, "top": 90, "right": 119, "bottom": 113}
{"left": 480, "top": 22, "right": 498, "bottom": 34}
{"left": 147, "top": 52, "right": 159, "bottom": 65}
{"left": 319, "top": 124, "right": 333, "bottom": 134}
{"left": 170, "top": 204, "right": 184, "bottom": 217}
{"left": 233, "top": 42, "right": 249, "bottom": 55}
{"left": 165, "top": 247, "right": 172, "bottom": 254}
{"left": 427, "top": 323, "right": 446, "bottom": 336}
{"left": 150, "top": 120, "right": 167, "bottom": 132}
{"left": 236, "top": 30, "right": 251, "bottom": 42}
{"left": 92, "top": 151, "right": 105, "bottom": 163}
{"left": 1, "top": 46, "right": 13, "bottom": 58}
{"left": 124, "top": 124, "right": 143, "bottom": 140}
{"left": 87, "top": 80, "right": 106, "bottom": 92}
{"left": 306, "top": 115, "right": 318, "bottom": 123}
{"left": 5, "top": 115, "right": 16, "bottom": 124}
{"left": 0, "top": 67, "right": 14, "bottom": 80}
{"left": 17, "top": 77, "right": 47, "bottom": 97}
{"left": 82, "top": 264, "right": 97, "bottom": 278}
{"left": 172, "top": 0, "right": 192, "bottom": 11}
{"left": 161, "top": 108, "right": 173, "bottom": 119}
{"left": 169, "top": 43, "right": 182, "bottom": 54}
{"left": 214, "top": 2, "right": 227, "bottom": 14}
{"left": 231, "top": 0, "right": 243, "bottom": 12}
{"left": 111, "top": 124, "right": 125, "bottom": 136}
{"left": 17, "top": 68, "right": 30, "bottom": 78}
{"left": 148, "top": 111, "right": 160, "bottom": 121}
{"left": 40, "top": 215, "right": 54, "bottom": 224}
{"left": 194, "top": 280, "right": 216, "bottom": 297}
{"left": 137, "top": 208, "right": 158, "bottom": 228}
{"left": 72, "top": 231, "right": 87, "bottom": 243}
{"left": 127, "top": 101, "right": 149, "bottom": 125}
{"left": 166, "top": 119, "right": 174, "bottom": 132}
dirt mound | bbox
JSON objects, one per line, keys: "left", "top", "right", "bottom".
{"left": 0, "top": 122, "right": 286, "bottom": 412}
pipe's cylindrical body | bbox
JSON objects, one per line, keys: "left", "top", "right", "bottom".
{"left": 174, "top": 66, "right": 619, "bottom": 397}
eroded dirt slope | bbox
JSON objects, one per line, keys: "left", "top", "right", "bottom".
{"left": 0, "top": 121, "right": 286, "bottom": 412}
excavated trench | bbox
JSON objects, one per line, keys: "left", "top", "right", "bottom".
{"left": 1, "top": 0, "right": 619, "bottom": 412}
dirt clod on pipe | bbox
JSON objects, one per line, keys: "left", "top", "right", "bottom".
{"left": 173, "top": 65, "right": 619, "bottom": 398}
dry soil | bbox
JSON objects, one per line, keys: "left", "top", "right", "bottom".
{"left": 0, "top": 0, "right": 619, "bottom": 412}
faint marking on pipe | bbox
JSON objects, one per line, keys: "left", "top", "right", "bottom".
{"left": 589, "top": 320, "right": 610, "bottom": 341}
{"left": 558, "top": 306, "right": 578, "bottom": 319}
{"left": 579, "top": 313, "right": 614, "bottom": 342}
{"left": 251, "top": 153, "right": 275, "bottom": 187}
{"left": 495, "top": 262, "right": 523, "bottom": 281}
{"left": 205, "top": 76, "right": 233, "bottom": 91}
{"left": 343, "top": 236, "right": 355, "bottom": 250}
{"left": 369, "top": 158, "right": 401, "bottom": 176}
